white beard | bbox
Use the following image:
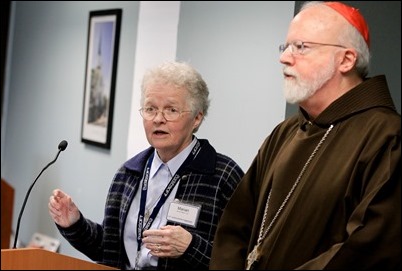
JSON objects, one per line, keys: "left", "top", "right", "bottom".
{"left": 283, "top": 56, "right": 336, "bottom": 104}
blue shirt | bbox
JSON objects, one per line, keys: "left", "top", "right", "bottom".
{"left": 125, "top": 138, "right": 198, "bottom": 269}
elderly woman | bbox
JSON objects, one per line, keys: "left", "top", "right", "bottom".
{"left": 48, "top": 61, "right": 244, "bottom": 270}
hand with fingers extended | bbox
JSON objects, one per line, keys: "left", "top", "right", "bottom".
{"left": 48, "top": 189, "right": 80, "bottom": 228}
{"left": 142, "top": 225, "right": 192, "bottom": 258}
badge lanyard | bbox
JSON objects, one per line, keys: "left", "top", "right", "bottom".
{"left": 136, "top": 140, "right": 201, "bottom": 252}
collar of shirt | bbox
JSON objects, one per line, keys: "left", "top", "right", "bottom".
{"left": 150, "top": 136, "right": 198, "bottom": 178}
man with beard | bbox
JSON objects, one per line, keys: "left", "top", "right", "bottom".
{"left": 209, "top": 1, "right": 401, "bottom": 270}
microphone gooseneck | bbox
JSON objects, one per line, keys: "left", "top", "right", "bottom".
{"left": 12, "top": 140, "right": 68, "bottom": 249}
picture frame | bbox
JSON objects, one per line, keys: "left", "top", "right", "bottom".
{"left": 81, "top": 9, "right": 122, "bottom": 149}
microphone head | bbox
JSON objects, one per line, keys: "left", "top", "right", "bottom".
{"left": 58, "top": 140, "right": 68, "bottom": 151}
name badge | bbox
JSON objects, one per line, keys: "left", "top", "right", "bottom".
{"left": 167, "top": 200, "right": 201, "bottom": 228}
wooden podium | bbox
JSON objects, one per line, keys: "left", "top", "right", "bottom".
{"left": 1, "top": 248, "right": 118, "bottom": 270}
{"left": 1, "top": 178, "right": 14, "bottom": 249}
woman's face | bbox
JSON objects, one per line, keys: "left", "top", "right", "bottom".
{"left": 142, "top": 83, "right": 203, "bottom": 162}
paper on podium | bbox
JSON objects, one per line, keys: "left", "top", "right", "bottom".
{"left": 28, "top": 232, "right": 60, "bottom": 252}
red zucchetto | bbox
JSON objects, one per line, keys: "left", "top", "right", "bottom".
{"left": 324, "top": 2, "right": 370, "bottom": 48}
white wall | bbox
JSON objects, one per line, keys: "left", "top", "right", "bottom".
{"left": 1, "top": 1, "right": 294, "bottom": 262}
{"left": 127, "top": 1, "right": 181, "bottom": 161}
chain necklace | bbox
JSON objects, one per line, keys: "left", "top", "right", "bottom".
{"left": 246, "top": 124, "right": 334, "bottom": 270}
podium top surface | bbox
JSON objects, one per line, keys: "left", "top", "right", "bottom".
{"left": 1, "top": 248, "right": 118, "bottom": 270}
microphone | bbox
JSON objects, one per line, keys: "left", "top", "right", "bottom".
{"left": 12, "top": 140, "right": 68, "bottom": 249}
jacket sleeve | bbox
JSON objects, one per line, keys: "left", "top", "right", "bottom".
{"left": 210, "top": 155, "right": 262, "bottom": 270}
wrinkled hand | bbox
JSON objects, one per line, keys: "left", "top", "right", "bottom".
{"left": 48, "top": 189, "right": 80, "bottom": 228}
{"left": 142, "top": 225, "right": 192, "bottom": 258}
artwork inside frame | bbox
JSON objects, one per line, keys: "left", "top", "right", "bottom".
{"left": 81, "top": 9, "right": 122, "bottom": 149}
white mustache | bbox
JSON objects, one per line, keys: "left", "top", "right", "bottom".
{"left": 283, "top": 68, "right": 297, "bottom": 77}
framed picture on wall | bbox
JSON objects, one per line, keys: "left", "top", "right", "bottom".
{"left": 81, "top": 9, "right": 122, "bottom": 149}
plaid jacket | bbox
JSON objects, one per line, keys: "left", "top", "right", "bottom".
{"left": 57, "top": 139, "right": 244, "bottom": 270}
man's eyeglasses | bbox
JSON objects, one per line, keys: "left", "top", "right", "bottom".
{"left": 279, "top": 41, "right": 346, "bottom": 55}
{"left": 139, "top": 107, "right": 192, "bottom": 121}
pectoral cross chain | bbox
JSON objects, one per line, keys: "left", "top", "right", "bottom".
{"left": 244, "top": 125, "right": 334, "bottom": 271}
{"left": 246, "top": 244, "right": 261, "bottom": 270}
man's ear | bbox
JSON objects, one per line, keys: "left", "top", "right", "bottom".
{"left": 339, "top": 48, "right": 358, "bottom": 73}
